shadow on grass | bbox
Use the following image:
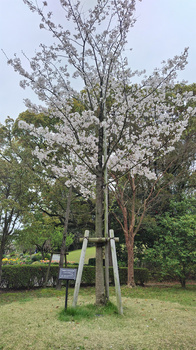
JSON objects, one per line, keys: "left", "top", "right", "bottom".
{"left": 58, "top": 301, "right": 119, "bottom": 322}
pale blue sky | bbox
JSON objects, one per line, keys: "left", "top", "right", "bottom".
{"left": 0, "top": 0, "right": 196, "bottom": 124}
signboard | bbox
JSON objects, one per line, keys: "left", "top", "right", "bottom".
{"left": 59, "top": 268, "right": 77, "bottom": 281}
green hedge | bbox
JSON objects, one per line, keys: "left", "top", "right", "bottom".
{"left": 1, "top": 265, "right": 59, "bottom": 289}
{"left": 112, "top": 267, "right": 149, "bottom": 286}
{"left": 1, "top": 265, "right": 149, "bottom": 289}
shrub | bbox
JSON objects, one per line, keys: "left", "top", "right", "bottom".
{"left": 88, "top": 258, "right": 96, "bottom": 266}
{"left": 109, "top": 267, "right": 149, "bottom": 286}
{"left": 31, "top": 253, "right": 43, "bottom": 262}
{"left": 88, "top": 258, "right": 105, "bottom": 266}
{"left": 10, "top": 252, "right": 16, "bottom": 257}
{"left": 144, "top": 212, "right": 196, "bottom": 287}
{"left": 134, "top": 268, "right": 149, "bottom": 286}
{"left": 1, "top": 265, "right": 149, "bottom": 289}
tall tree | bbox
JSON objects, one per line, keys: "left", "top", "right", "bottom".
{"left": 6, "top": 0, "right": 195, "bottom": 303}
{"left": 0, "top": 118, "right": 37, "bottom": 284}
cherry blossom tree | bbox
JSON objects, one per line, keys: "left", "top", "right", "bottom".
{"left": 6, "top": 0, "right": 196, "bottom": 303}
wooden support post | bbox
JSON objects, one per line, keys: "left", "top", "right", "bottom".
{"left": 109, "top": 229, "right": 123, "bottom": 315}
{"left": 65, "top": 280, "right": 69, "bottom": 309}
{"left": 72, "top": 230, "right": 89, "bottom": 307}
{"left": 105, "top": 240, "right": 110, "bottom": 301}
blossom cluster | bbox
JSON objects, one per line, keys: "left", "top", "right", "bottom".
{"left": 7, "top": 1, "right": 196, "bottom": 196}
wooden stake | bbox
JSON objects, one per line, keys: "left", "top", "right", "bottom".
{"left": 109, "top": 229, "right": 123, "bottom": 315}
{"left": 72, "top": 230, "right": 89, "bottom": 307}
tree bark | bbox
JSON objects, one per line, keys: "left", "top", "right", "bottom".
{"left": 95, "top": 168, "right": 105, "bottom": 305}
{"left": 180, "top": 278, "right": 186, "bottom": 288}
{"left": 56, "top": 186, "right": 72, "bottom": 289}
{"left": 126, "top": 236, "right": 136, "bottom": 287}
{"left": 111, "top": 174, "right": 137, "bottom": 287}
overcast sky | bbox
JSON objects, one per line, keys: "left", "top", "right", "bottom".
{"left": 0, "top": 0, "right": 196, "bottom": 124}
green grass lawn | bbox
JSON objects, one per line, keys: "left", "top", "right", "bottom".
{"left": 0, "top": 284, "right": 195, "bottom": 350}
{"left": 67, "top": 246, "right": 95, "bottom": 264}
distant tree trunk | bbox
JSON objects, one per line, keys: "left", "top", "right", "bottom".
{"left": 41, "top": 250, "right": 45, "bottom": 260}
{"left": 180, "top": 278, "right": 186, "bottom": 288}
{"left": 111, "top": 174, "right": 136, "bottom": 287}
{"left": 180, "top": 266, "right": 186, "bottom": 288}
{"left": 125, "top": 233, "right": 136, "bottom": 287}
{"left": 56, "top": 186, "right": 72, "bottom": 290}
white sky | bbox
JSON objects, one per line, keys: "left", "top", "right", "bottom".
{"left": 0, "top": 0, "right": 196, "bottom": 124}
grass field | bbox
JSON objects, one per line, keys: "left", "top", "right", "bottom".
{"left": 67, "top": 247, "right": 96, "bottom": 264}
{"left": 0, "top": 284, "right": 195, "bottom": 350}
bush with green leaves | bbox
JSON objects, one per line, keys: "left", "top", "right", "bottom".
{"left": 31, "top": 253, "right": 43, "bottom": 262}
{"left": 145, "top": 197, "right": 196, "bottom": 287}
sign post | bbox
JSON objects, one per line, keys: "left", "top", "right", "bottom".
{"left": 58, "top": 268, "right": 77, "bottom": 309}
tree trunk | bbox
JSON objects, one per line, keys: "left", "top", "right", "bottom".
{"left": 125, "top": 231, "right": 136, "bottom": 288}
{"left": 95, "top": 168, "right": 105, "bottom": 305}
{"left": 180, "top": 267, "right": 186, "bottom": 288}
{"left": 44, "top": 252, "right": 53, "bottom": 288}
{"left": 180, "top": 278, "right": 186, "bottom": 288}
{"left": 127, "top": 240, "right": 136, "bottom": 287}
{"left": 56, "top": 186, "right": 72, "bottom": 290}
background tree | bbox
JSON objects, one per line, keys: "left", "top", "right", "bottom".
{"left": 0, "top": 117, "right": 38, "bottom": 284}
{"left": 32, "top": 176, "right": 95, "bottom": 240}
{"left": 110, "top": 163, "right": 176, "bottom": 287}
{"left": 14, "top": 110, "right": 94, "bottom": 241}
{"left": 14, "top": 111, "right": 95, "bottom": 284}
{"left": 16, "top": 211, "right": 74, "bottom": 258}
{"left": 144, "top": 196, "right": 196, "bottom": 287}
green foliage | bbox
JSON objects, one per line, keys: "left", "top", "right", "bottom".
{"left": 1, "top": 265, "right": 45, "bottom": 289}
{"left": 16, "top": 213, "right": 74, "bottom": 256}
{"left": 87, "top": 259, "right": 149, "bottom": 284}
{"left": 1, "top": 265, "right": 59, "bottom": 289}
{"left": 31, "top": 253, "right": 43, "bottom": 262}
{"left": 88, "top": 258, "right": 96, "bottom": 266}
{"left": 0, "top": 118, "right": 38, "bottom": 251}
{"left": 145, "top": 197, "right": 196, "bottom": 287}
{"left": 133, "top": 268, "right": 149, "bottom": 286}
{"left": 115, "top": 244, "right": 128, "bottom": 267}
{"left": 88, "top": 257, "right": 105, "bottom": 266}
{"left": 116, "top": 267, "right": 149, "bottom": 286}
